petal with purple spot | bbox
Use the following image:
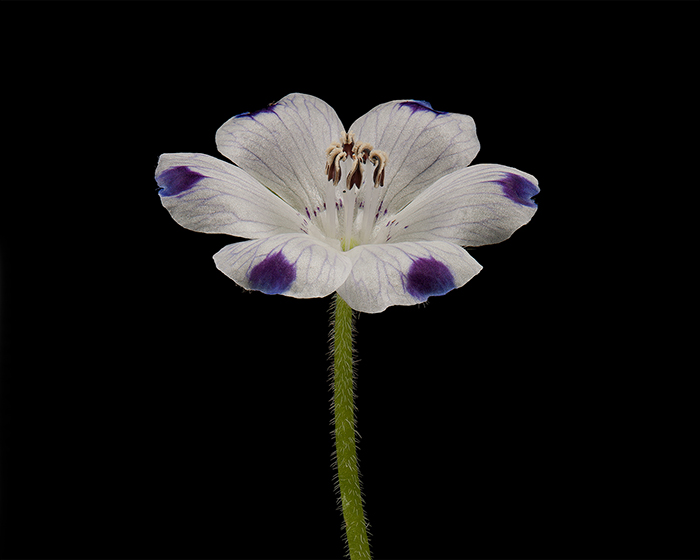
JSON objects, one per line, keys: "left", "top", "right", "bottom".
{"left": 497, "top": 173, "right": 539, "bottom": 208}
{"left": 405, "top": 257, "right": 456, "bottom": 299}
{"left": 155, "top": 152, "right": 304, "bottom": 239}
{"left": 337, "top": 241, "right": 482, "bottom": 313}
{"left": 156, "top": 166, "right": 206, "bottom": 197}
{"left": 215, "top": 93, "right": 346, "bottom": 215}
{"left": 248, "top": 251, "right": 296, "bottom": 295}
{"left": 348, "top": 100, "right": 480, "bottom": 214}
{"left": 213, "top": 233, "right": 352, "bottom": 299}
{"left": 388, "top": 164, "right": 539, "bottom": 247}
{"left": 398, "top": 100, "right": 447, "bottom": 115}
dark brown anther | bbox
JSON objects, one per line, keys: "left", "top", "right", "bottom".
{"left": 343, "top": 142, "right": 354, "bottom": 158}
{"left": 347, "top": 160, "right": 363, "bottom": 190}
{"left": 327, "top": 161, "right": 339, "bottom": 184}
{"left": 325, "top": 142, "right": 345, "bottom": 186}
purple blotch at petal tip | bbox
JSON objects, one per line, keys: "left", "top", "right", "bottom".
{"left": 498, "top": 173, "right": 539, "bottom": 208}
{"left": 235, "top": 103, "right": 278, "bottom": 120}
{"left": 248, "top": 251, "right": 296, "bottom": 295}
{"left": 406, "top": 257, "right": 456, "bottom": 301}
{"left": 399, "top": 100, "right": 446, "bottom": 115}
{"left": 157, "top": 166, "right": 206, "bottom": 197}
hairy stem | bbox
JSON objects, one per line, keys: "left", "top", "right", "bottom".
{"left": 331, "top": 293, "right": 370, "bottom": 560}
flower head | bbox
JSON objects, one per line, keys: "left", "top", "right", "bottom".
{"left": 155, "top": 94, "right": 538, "bottom": 313}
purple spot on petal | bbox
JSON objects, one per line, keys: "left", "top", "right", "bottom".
{"left": 497, "top": 173, "right": 539, "bottom": 208}
{"left": 157, "top": 166, "right": 206, "bottom": 197}
{"left": 248, "top": 251, "right": 296, "bottom": 295}
{"left": 399, "top": 100, "right": 446, "bottom": 115}
{"left": 406, "top": 257, "right": 455, "bottom": 301}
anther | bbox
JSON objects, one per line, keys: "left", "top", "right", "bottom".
{"left": 346, "top": 157, "right": 363, "bottom": 190}
{"left": 341, "top": 131, "right": 356, "bottom": 159}
{"left": 353, "top": 141, "right": 373, "bottom": 164}
{"left": 369, "top": 149, "right": 387, "bottom": 187}
{"left": 324, "top": 132, "right": 388, "bottom": 190}
{"left": 325, "top": 142, "right": 346, "bottom": 186}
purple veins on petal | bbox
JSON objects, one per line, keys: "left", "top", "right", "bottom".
{"left": 497, "top": 173, "right": 539, "bottom": 208}
{"left": 157, "top": 166, "right": 206, "bottom": 197}
{"left": 248, "top": 251, "right": 296, "bottom": 295}
{"left": 405, "top": 257, "right": 456, "bottom": 301}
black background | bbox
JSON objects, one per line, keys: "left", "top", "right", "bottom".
{"left": 0, "top": 3, "right": 694, "bottom": 560}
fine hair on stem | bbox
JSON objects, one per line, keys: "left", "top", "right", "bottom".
{"left": 328, "top": 293, "right": 371, "bottom": 559}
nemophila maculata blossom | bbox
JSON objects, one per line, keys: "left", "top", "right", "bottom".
{"left": 155, "top": 93, "right": 539, "bottom": 559}
{"left": 155, "top": 93, "right": 539, "bottom": 313}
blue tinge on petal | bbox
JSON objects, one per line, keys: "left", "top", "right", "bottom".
{"left": 399, "top": 100, "right": 446, "bottom": 115}
{"left": 405, "top": 257, "right": 456, "bottom": 301}
{"left": 248, "top": 251, "right": 296, "bottom": 295}
{"left": 497, "top": 173, "right": 539, "bottom": 208}
{"left": 157, "top": 166, "right": 206, "bottom": 197}
{"left": 234, "top": 104, "right": 278, "bottom": 120}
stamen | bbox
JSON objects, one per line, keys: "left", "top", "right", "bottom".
{"left": 342, "top": 131, "right": 355, "bottom": 159}
{"left": 324, "top": 133, "right": 387, "bottom": 190}
{"left": 369, "top": 150, "right": 387, "bottom": 187}
{"left": 353, "top": 141, "right": 373, "bottom": 164}
{"left": 325, "top": 142, "right": 346, "bottom": 186}
{"left": 321, "top": 133, "right": 389, "bottom": 246}
{"left": 346, "top": 158, "right": 363, "bottom": 190}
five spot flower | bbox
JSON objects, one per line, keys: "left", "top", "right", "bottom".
{"left": 155, "top": 93, "right": 539, "bottom": 313}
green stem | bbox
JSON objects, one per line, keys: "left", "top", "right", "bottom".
{"left": 331, "top": 293, "right": 371, "bottom": 560}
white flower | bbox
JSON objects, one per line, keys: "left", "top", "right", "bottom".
{"left": 155, "top": 93, "right": 539, "bottom": 313}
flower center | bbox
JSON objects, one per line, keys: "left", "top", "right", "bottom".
{"left": 320, "top": 132, "right": 389, "bottom": 249}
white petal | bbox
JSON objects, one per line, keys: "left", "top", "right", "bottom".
{"left": 337, "top": 241, "right": 482, "bottom": 313}
{"left": 215, "top": 93, "right": 345, "bottom": 215}
{"left": 387, "top": 164, "right": 539, "bottom": 247}
{"left": 213, "top": 233, "right": 352, "bottom": 299}
{"left": 349, "top": 100, "right": 480, "bottom": 214}
{"left": 156, "top": 153, "right": 305, "bottom": 238}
